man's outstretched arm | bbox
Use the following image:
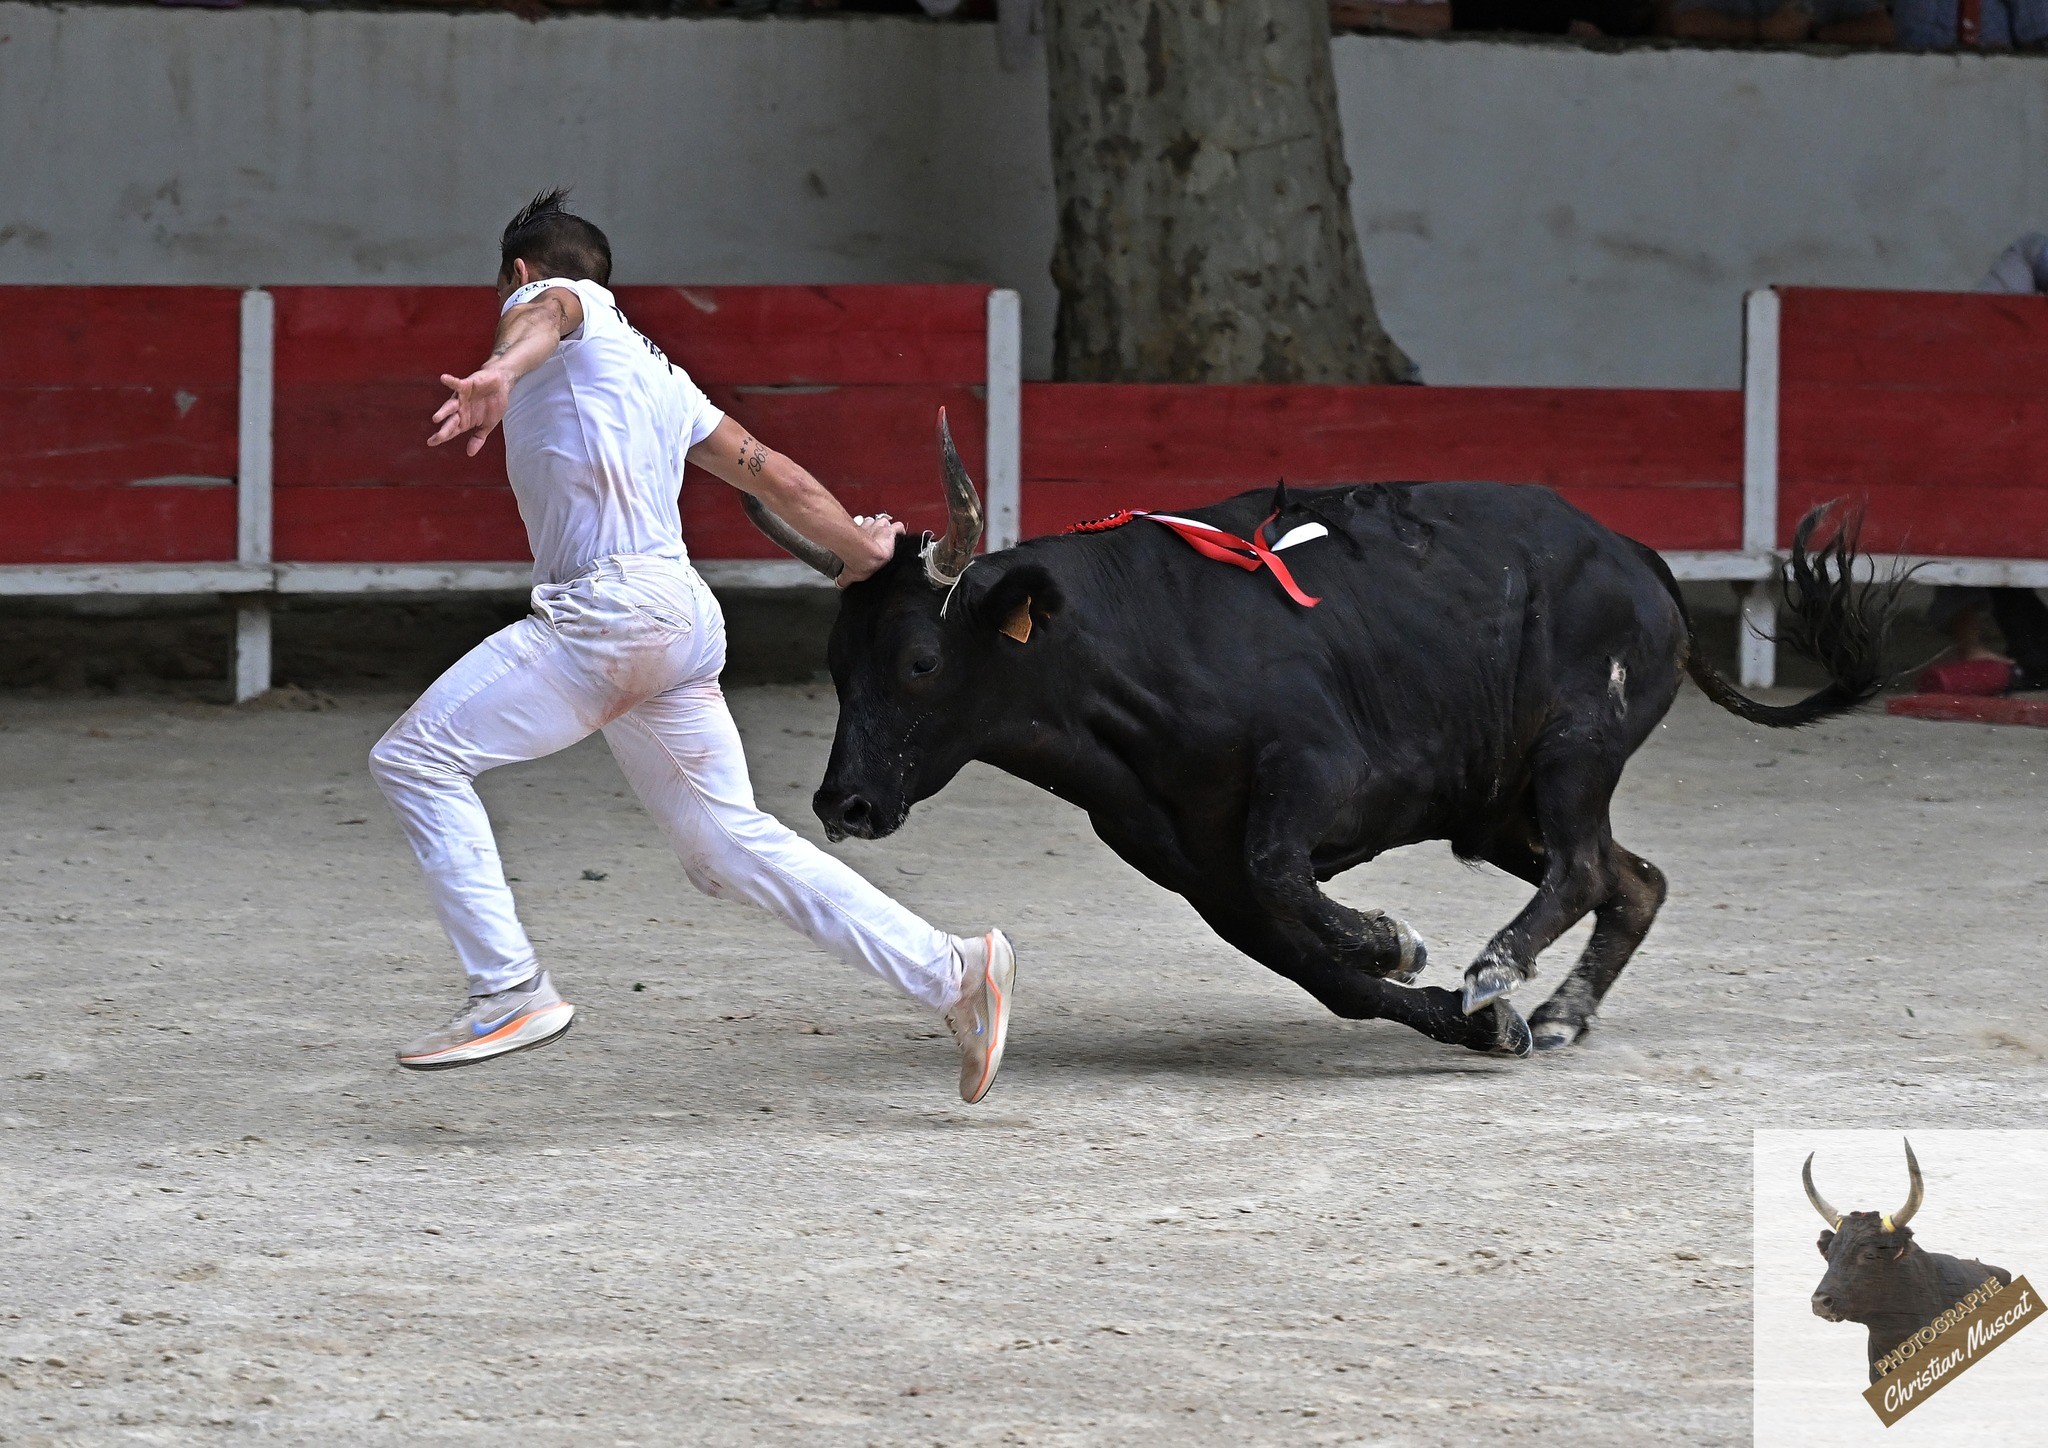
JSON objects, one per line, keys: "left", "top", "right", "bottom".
{"left": 688, "top": 415, "right": 902, "bottom": 588}
{"left": 427, "top": 283, "right": 585, "bottom": 456}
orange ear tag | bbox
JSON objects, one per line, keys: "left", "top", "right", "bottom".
{"left": 1000, "top": 599, "right": 1033, "bottom": 644}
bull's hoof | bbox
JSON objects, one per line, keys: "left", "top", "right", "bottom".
{"left": 1358, "top": 913, "right": 1427, "bottom": 984}
{"left": 1461, "top": 961, "right": 1519, "bottom": 1016}
{"left": 1388, "top": 931, "right": 1428, "bottom": 985}
{"left": 1466, "top": 1002, "right": 1533, "bottom": 1058}
{"left": 1529, "top": 985, "right": 1594, "bottom": 1052}
{"left": 1529, "top": 1008, "right": 1592, "bottom": 1053}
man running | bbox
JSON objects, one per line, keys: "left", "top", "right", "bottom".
{"left": 369, "top": 190, "right": 1014, "bottom": 1102}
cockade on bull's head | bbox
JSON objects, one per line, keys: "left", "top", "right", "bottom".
{"left": 1804, "top": 1139, "right": 2016, "bottom": 1385}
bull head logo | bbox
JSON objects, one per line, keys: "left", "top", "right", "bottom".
{"left": 1806, "top": 1138, "right": 1930, "bottom": 1344}
{"left": 1802, "top": 1138, "right": 2022, "bottom": 1389}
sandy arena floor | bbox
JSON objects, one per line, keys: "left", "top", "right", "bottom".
{"left": 3, "top": 664, "right": 2046, "bottom": 1445}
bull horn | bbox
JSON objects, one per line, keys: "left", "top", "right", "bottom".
{"left": 923, "top": 407, "right": 983, "bottom": 588}
{"left": 1803, "top": 1152, "right": 1844, "bottom": 1231}
{"left": 1887, "top": 1138, "right": 1925, "bottom": 1233}
{"left": 740, "top": 493, "right": 843, "bottom": 581}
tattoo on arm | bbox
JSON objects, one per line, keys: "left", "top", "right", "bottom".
{"left": 487, "top": 289, "right": 574, "bottom": 366}
{"left": 739, "top": 436, "right": 766, "bottom": 478}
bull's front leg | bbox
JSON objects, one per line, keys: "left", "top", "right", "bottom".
{"left": 1191, "top": 889, "right": 1531, "bottom": 1058}
{"left": 1235, "top": 747, "right": 1530, "bottom": 1057}
{"left": 1240, "top": 747, "right": 1425, "bottom": 984}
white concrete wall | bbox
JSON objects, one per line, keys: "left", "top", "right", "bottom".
{"left": 1339, "top": 37, "right": 2048, "bottom": 386}
{"left": 0, "top": 8, "right": 1062, "bottom": 358}
{"left": 1, "top": 7, "right": 2044, "bottom": 386}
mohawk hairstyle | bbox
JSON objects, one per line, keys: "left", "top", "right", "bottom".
{"left": 499, "top": 187, "right": 612, "bottom": 287}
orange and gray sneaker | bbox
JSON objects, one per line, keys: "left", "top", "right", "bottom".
{"left": 396, "top": 972, "right": 575, "bottom": 1072}
{"left": 944, "top": 931, "right": 1016, "bottom": 1104}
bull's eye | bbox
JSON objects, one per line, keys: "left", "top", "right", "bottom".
{"left": 909, "top": 656, "right": 940, "bottom": 678}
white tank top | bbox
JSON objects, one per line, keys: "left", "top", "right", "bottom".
{"left": 498, "top": 278, "right": 725, "bottom": 585}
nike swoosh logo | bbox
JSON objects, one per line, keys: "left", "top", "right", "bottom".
{"left": 472, "top": 1008, "right": 524, "bottom": 1037}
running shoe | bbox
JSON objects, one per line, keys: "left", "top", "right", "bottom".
{"left": 944, "top": 930, "right": 1016, "bottom": 1105}
{"left": 396, "top": 973, "right": 575, "bottom": 1071}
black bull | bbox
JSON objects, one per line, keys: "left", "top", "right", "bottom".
{"left": 1806, "top": 1141, "right": 2015, "bottom": 1383}
{"left": 762, "top": 434, "right": 1893, "bottom": 1058}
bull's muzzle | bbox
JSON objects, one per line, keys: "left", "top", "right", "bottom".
{"left": 1811, "top": 1291, "right": 1844, "bottom": 1322}
{"left": 814, "top": 787, "right": 888, "bottom": 843}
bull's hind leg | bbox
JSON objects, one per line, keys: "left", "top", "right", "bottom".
{"left": 1458, "top": 738, "right": 1627, "bottom": 1020}
{"left": 1527, "top": 845, "right": 1665, "bottom": 1050}
{"left": 1464, "top": 814, "right": 1666, "bottom": 1050}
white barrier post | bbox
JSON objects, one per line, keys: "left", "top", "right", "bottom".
{"left": 235, "top": 288, "right": 275, "bottom": 702}
{"left": 984, "top": 289, "right": 1022, "bottom": 552}
{"left": 1740, "top": 288, "right": 1780, "bottom": 690}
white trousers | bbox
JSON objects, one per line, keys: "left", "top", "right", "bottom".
{"left": 369, "top": 554, "right": 960, "bottom": 1010}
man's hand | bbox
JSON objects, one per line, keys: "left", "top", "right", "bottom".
{"left": 428, "top": 367, "right": 514, "bottom": 456}
{"left": 688, "top": 415, "right": 905, "bottom": 587}
{"left": 427, "top": 276, "right": 583, "bottom": 455}
{"left": 841, "top": 514, "right": 907, "bottom": 589}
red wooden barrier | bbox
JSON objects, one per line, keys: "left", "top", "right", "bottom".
{"left": 1020, "top": 383, "right": 1743, "bottom": 552}
{"left": 19, "top": 281, "right": 2048, "bottom": 703}
{"left": 268, "top": 284, "right": 993, "bottom": 566}
{"left": 0, "top": 287, "right": 242, "bottom": 564}
{"left": 1777, "top": 287, "right": 2048, "bottom": 556}
{"left": 270, "top": 288, "right": 520, "bottom": 561}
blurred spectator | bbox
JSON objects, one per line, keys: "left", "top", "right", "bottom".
{"left": 1981, "top": 231, "right": 2048, "bottom": 293}
{"left": 1333, "top": 1, "right": 1453, "bottom": 33}
{"left": 1451, "top": 0, "right": 1657, "bottom": 35}
{"left": 1893, "top": 0, "right": 2048, "bottom": 47}
{"left": 1668, "top": 0, "right": 1893, "bottom": 42}
{"left": 1924, "top": 232, "right": 2048, "bottom": 691}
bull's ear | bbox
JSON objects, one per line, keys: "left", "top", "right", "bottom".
{"left": 1817, "top": 1230, "right": 1835, "bottom": 1257}
{"left": 967, "top": 561, "right": 1061, "bottom": 647}
{"left": 1000, "top": 600, "right": 1033, "bottom": 644}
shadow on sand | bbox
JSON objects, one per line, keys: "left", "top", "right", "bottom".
{"left": 1008, "top": 1017, "right": 1520, "bottom": 1083}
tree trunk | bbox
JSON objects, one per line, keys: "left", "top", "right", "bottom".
{"left": 1044, "top": 0, "right": 1414, "bottom": 384}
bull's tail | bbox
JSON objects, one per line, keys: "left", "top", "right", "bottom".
{"left": 1648, "top": 504, "right": 1905, "bottom": 730}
